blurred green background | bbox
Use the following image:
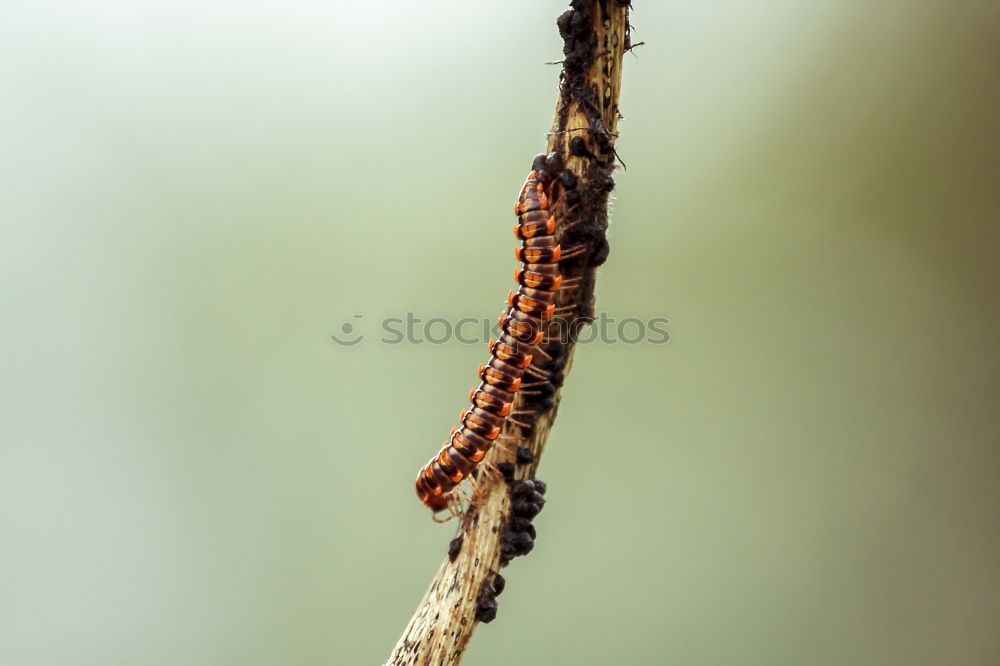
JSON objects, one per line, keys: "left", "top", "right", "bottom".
{"left": 2, "top": 1, "right": 998, "bottom": 664}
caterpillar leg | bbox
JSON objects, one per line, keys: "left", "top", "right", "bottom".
{"left": 558, "top": 244, "right": 589, "bottom": 261}
{"left": 509, "top": 407, "right": 542, "bottom": 429}
{"left": 489, "top": 437, "right": 518, "bottom": 458}
{"left": 456, "top": 480, "right": 475, "bottom": 506}
{"left": 558, "top": 277, "right": 582, "bottom": 289}
{"left": 472, "top": 467, "right": 508, "bottom": 502}
{"left": 431, "top": 494, "right": 464, "bottom": 523}
{"left": 529, "top": 344, "right": 554, "bottom": 362}
{"left": 482, "top": 458, "right": 514, "bottom": 486}
{"left": 558, "top": 219, "right": 584, "bottom": 234}
{"left": 524, "top": 365, "right": 551, "bottom": 380}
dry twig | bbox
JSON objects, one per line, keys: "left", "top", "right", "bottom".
{"left": 386, "top": 2, "right": 631, "bottom": 663}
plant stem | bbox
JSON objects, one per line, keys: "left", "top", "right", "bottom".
{"left": 385, "top": 3, "right": 630, "bottom": 664}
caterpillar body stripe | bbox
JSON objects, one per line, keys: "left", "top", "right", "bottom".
{"left": 415, "top": 170, "right": 560, "bottom": 514}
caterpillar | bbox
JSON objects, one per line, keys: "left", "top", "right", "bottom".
{"left": 415, "top": 168, "right": 580, "bottom": 517}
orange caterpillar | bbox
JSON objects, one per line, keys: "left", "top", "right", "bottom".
{"left": 414, "top": 169, "right": 580, "bottom": 516}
